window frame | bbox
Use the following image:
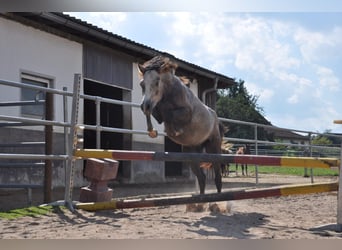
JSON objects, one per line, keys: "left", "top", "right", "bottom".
{"left": 20, "top": 72, "right": 52, "bottom": 119}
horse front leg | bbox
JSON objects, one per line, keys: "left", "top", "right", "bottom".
{"left": 145, "top": 114, "right": 158, "bottom": 138}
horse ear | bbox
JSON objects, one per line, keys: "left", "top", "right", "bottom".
{"left": 137, "top": 64, "right": 145, "bottom": 76}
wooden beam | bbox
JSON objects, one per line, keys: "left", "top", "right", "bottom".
{"left": 74, "top": 149, "right": 340, "bottom": 169}
{"left": 76, "top": 182, "right": 338, "bottom": 211}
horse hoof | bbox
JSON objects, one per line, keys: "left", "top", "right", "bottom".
{"left": 148, "top": 130, "right": 158, "bottom": 138}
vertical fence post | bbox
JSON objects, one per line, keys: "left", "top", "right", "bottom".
{"left": 44, "top": 91, "right": 53, "bottom": 203}
{"left": 338, "top": 139, "right": 342, "bottom": 230}
{"left": 64, "top": 74, "right": 81, "bottom": 210}
{"left": 95, "top": 97, "right": 101, "bottom": 149}
{"left": 254, "top": 124, "right": 259, "bottom": 185}
{"left": 333, "top": 120, "right": 342, "bottom": 231}
{"left": 63, "top": 87, "right": 69, "bottom": 188}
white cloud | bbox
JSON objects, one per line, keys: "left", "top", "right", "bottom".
{"left": 245, "top": 82, "right": 274, "bottom": 103}
{"left": 316, "top": 65, "right": 340, "bottom": 91}
{"left": 294, "top": 26, "right": 342, "bottom": 63}
{"left": 165, "top": 13, "right": 302, "bottom": 80}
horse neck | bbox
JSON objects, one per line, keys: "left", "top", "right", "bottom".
{"left": 161, "top": 73, "right": 185, "bottom": 97}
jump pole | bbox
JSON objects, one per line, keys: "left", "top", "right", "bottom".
{"left": 75, "top": 182, "right": 338, "bottom": 211}
{"left": 74, "top": 149, "right": 340, "bottom": 169}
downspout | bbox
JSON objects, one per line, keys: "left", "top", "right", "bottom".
{"left": 202, "top": 77, "right": 219, "bottom": 105}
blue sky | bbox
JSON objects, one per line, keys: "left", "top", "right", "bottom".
{"left": 66, "top": 12, "right": 342, "bottom": 133}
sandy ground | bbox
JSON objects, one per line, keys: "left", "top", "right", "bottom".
{"left": 0, "top": 174, "right": 341, "bottom": 239}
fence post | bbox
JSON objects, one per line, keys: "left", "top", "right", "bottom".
{"left": 338, "top": 139, "right": 342, "bottom": 230}
{"left": 44, "top": 91, "right": 53, "bottom": 203}
{"left": 254, "top": 124, "right": 259, "bottom": 185}
{"left": 64, "top": 74, "right": 81, "bottom": 210}
{"left": 95, "top": 97, "right": 101, "bottom": 149}
{"left": 63, "top": 87, "right": 69, "bottom": 190}
{"left": 333, "top": 120, "right": 342, "bottom": 231}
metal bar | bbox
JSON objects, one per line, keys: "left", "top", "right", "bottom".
{"left": 74, "top": 149, "right": 340, "bottom": 169}
{"left": 220, "top": 117, "right": 342, "bottom": 139}
{"left": 0, "top": 100, "right": 45, "bottom": 107}
{"left": 0, "top": 162, "right": 45, "bottom": 168}
{"left": 0, "top": 153, "right": 68, "bottom": 160}
{"left": 0, "top": 142, "right": 45, "bottom": 147}
{"left": 80, "top": 124, "right": 167, "bottom": 136}
{"left": 0, "top": 78, "right": 74, "bottom": 96}
{"left": 81, "top": 93, "right": 141, "bottom": 108}
{"left": 0, "top": 114, "right": 70, "bottom": 127}
{"left": 0, "top": 122, "right": 45, "bottom": 127}
{"left": 0, "top": 184, "right": 43, "bottom": 188}
{"left": 75, "top": 182, "right": 339, "bottom": 211}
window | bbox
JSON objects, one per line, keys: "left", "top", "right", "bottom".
{"left": 21, "top": 73, "right": 50, "bottom": 118}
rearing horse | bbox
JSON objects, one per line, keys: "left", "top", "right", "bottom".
{"left": 138, "top": 55, "right": 226, "bottom": 194}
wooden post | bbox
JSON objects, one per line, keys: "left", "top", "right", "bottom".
{"left": 44, "top": 91, "right": 53, "bottom": 203}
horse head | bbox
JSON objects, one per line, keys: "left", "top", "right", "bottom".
{"left": 138, "top": 55, "right": 177, "bottom": 115}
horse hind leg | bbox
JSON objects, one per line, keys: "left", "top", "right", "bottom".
{"left": 184, "top": 146, "right": 206, "bottom": 194}
{"left": 190, "top": 163, "right": 206, "bottom": 194}
{"left": 204, "top": 139, "right": 222, "bottom": 193}
{"left": 213, "top": 162, "right": 222, "bottom": 193}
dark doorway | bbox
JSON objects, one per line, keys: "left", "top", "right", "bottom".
{"left": 83, "top": 79, "right": 124, "bottom": 175}
{"left": 164, "top": 137, "right": 183, "bottom": 177}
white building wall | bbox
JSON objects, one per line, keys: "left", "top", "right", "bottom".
{"left": 0, "top": 17, "right": 83, "bottom": 132}
{"left": 0, "top": 17, "right": 85, "bottom": 188}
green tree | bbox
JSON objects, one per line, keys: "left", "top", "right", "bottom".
{"left": 312, "top": 135, "right": 333, "bottom": 146}
{"left": 217, "top": 79, "right": 272, "bottom": 140}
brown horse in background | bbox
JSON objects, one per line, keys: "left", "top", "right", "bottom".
{"left": 235, "top": 144, "right": 251, "bottom": 176}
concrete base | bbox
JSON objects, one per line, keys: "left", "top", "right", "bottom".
{"left": 79, "top": 158, "right": 118, "bottom": 203}
{"left": 79, "top": 186, "right": 113, "bottom": 202}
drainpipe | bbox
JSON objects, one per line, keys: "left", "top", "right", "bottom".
{"left": 202, "top": 77, "right": 219, "bottom": 105}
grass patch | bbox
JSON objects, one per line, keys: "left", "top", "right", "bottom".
{"left": 249, "top": 166, "right": 339, "bottom": 176}
{"left": 0, "top": 205, "right": 59, "bottom": 220}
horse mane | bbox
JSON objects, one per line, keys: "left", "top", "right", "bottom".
{"left": 142, "top": 55, "right": 178, "bottom": 73}
{"left": 179, "top": 76, "right": 190, "bottom": 85}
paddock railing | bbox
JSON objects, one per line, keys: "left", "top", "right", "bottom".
{"left": 0, "top": 75, "right": 341, "bottom": 213}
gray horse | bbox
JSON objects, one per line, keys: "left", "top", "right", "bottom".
{"left": 138, "top": 55, "right": 226, "bottom": 194}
